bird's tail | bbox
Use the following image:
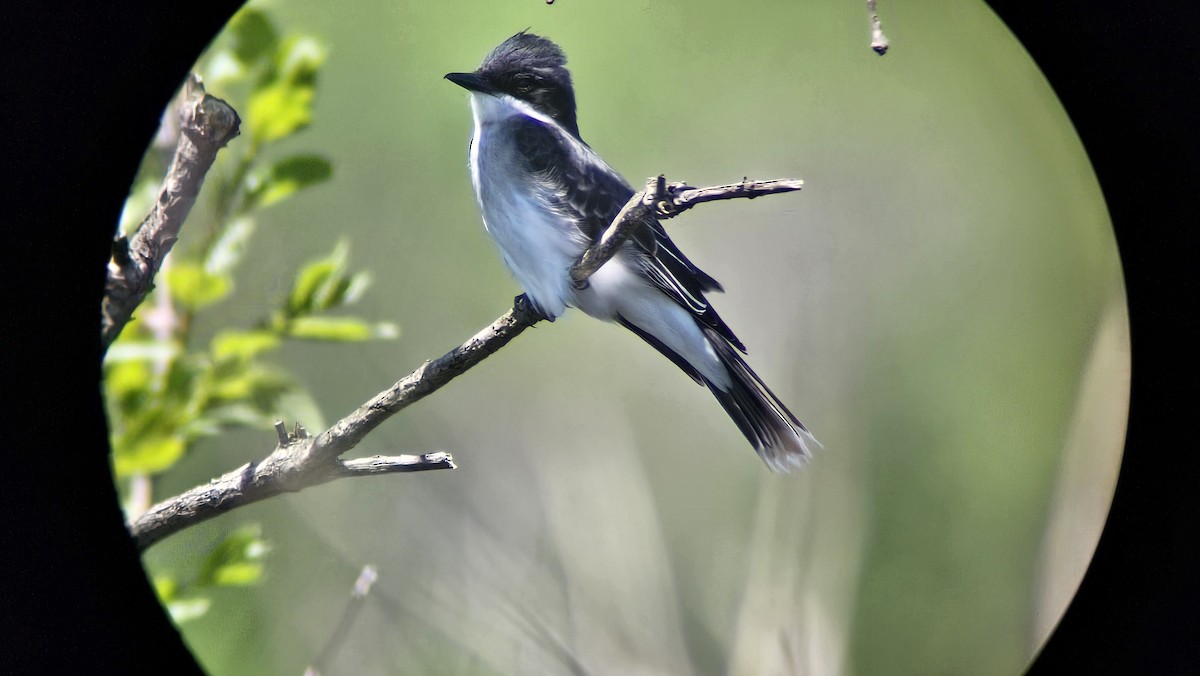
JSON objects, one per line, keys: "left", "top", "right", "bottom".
{"left": 700, "top": 326, "right": 820, "bottom": 473}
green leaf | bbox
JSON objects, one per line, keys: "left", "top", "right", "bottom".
{"left": 196, "top": 525, "right": 270, "bottom": 588}
{"left": 104, "top": 341, "right": 183, "bottom": 421}
{"left": 205, "top": 217, "right": 256, "bottom": 276}
{"left": 199, "top": 357, "right": 293, "bottom": 419}
{"left": 165, "top": 262, "right": 232, "bottom": 310}
{"left": 275, "top": 35, "right": 328, "bottom": 85}
{"left": 113, "top": 431, "right": 186, "bottom": 478}
{"left": 152, "top": 575, "right": 178, "bottom": 602}
{"left": 340, "top": 271, "right": 372, "bottom": 305}
{"left": 228, "top": 8, "right": 278, "bottom": 66}
{"left": 207, "top": 363, "right": 287, "bottom": 402}
{"left": 244, "top": 154, "right": 333, "bottom": 210}
{"left": 286, "top": 316, "right": 398, "bottom": 342}
{"left": 167, "top": 597, "right": 212, "bottom": 624}
{"left": 202, "top": 50, "right": 244, "bottom": 88}
{"left": 104, "top": 340, "right": 179, "bottom": 366}
{"left": 162, "top": 353, "right": 205, "bottom": 412}
{"left": 104, "top": 358, "right": 154, "bottom": 413}
{"left": 244, "top": 34, "right": 327, "bottom": 144}
{"left": 211, "top": 329, "right": 282, "bottom": 363}
{"left": 285, "top": 241, "right": 347, "bottom": 316}
{"left": 246, "top": 80, "right": 315, "bottom": 144}
{"left": 210, "top": 562, "right": 265, "bottom": 587}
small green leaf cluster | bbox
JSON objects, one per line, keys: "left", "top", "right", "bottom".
{"left": 152, "top": 525, "right": 271, "bottom": 624}
{"left": 276, "top": 240, "right": 399, "bottom": 341}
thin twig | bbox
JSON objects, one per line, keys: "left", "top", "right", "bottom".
{"left": 101, "top": 75, "right": 240, "bottom": 352}
{"left": 571, "top": 175, "right": 804, "bottom": 285}
{"left": 304, "top": 565, "right": 379, "bottom": 676}
{"left": 128, "top": 174, "right": 802, "bottom": 551}
{"left": 867, "top": 0, "right": 890, "bottom": 55}
{"left": 665, "top": 177, "right": 805, "bottom": 209}
{"left": 338, "top": 453, "right": 456, "bottom": 477}
{"left": 129, "top": 450, "right": 453, "bottom": 552}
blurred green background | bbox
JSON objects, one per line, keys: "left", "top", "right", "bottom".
{"left": 126, "top": 0, "right": 1127, "bottom": 673}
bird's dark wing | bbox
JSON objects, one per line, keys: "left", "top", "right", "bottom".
{"left": 512, "top": 116, "right": 747, "bottom": 352}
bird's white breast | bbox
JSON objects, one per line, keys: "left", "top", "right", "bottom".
{"left": 467, "top": 93, "right": 588, "bottom": 319}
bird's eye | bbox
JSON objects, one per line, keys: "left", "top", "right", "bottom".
{"left": 512, "top": 73, "right": 535, "bottom": 93}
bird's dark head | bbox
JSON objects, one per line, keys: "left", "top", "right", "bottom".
{"left": 445, "top": 31, "right": 580, "bottom": 137}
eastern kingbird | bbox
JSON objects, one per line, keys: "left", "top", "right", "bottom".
{"left": 446, "top": 31, "right": 819, "bottom": 472}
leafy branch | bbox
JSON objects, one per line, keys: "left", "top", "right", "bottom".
{"left": 104, "top": 7, "right": 399, "bottom": 622}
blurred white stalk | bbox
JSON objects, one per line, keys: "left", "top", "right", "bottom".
{"left": 534, "top": 417, "right": 695, "bottom": 675}
{"left": 726, "top": 460, "right": 865, "bottom": 676}
{"left": 125, "top": 254, "right": 178, "bottom": 521}
{"left": 1030, "top": 294, "right": 1130, "bottom": 648}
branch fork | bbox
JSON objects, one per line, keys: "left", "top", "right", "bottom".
{"left": 570, "top": 174, "right": 803, "bottom": 286}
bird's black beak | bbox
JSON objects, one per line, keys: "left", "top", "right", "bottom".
{"left": 444, "top": 71, "right": 496, "bottom": 95}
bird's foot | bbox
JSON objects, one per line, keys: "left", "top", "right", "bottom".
{"left": 514, "top": 293, "right": 552, "bottom": 323}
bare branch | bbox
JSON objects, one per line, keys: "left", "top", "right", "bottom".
{"left": 867, "top": 0, "right": 890, "bottom": 55}
{"left": 101, "top": 75, "right": 241, "bottom": 352}
{"left": 128, "top": 174, "right": 801, "bottom": 551}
